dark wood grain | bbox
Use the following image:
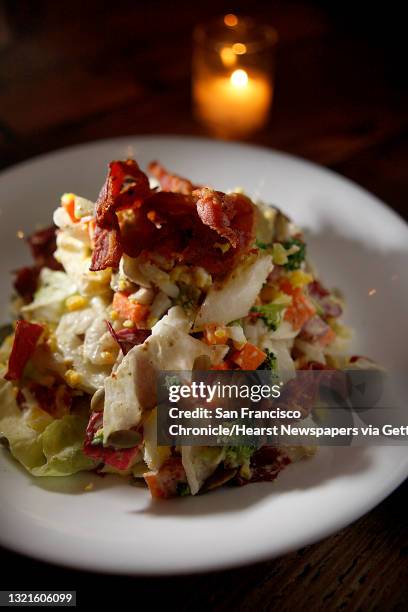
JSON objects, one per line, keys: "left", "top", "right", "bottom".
{"left": 0, "top": 1, "right": 407, "bottom": 608}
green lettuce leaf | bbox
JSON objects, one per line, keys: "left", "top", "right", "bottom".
{"left": 0, "top": 379, "right": 96, "bottom": 476}
{"left": 21, "top": 268, "right": 76, "bottom": 323}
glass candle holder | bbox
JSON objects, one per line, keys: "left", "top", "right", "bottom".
{"left": 193, "top": 14, "right": 278, "bottom": 139}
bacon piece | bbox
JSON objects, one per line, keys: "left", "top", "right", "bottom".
{"left": 83, "top": 411, "right": 140, "bottom": 470}
{"left": 90, "top": 226, "right": 123, "bottom": 271}
{"left": 95, "top": 160, "right": 151, "bottom": 227}
{"left": 90, "top": 160, "right": 151, "bottom": 271}
{"left": 5, "top": 320, "right": 43, "bottom": 381}
{"left": 106, "top": 321, "right": 151, "bottom": 356}
{"left": 308, "top": 280, "right": 342, "bottom": 318}
{"left": 301, "top": 314, "right": 331, "bottom": 339}
{"left": 235, "top": 447, "right": 291, "bottom": 485}
{"left": 91, "top": 160, "right": 255, "bottom": 277}
{"left": 13, "top": 226, "right": 62, "bottom": 302}
{"left": 121, "top": 189, "right": 256, "bottom": 277}
{"left": 120, "top": 191, "right": 196, "bottom": 257}
{"left": 193, "top": 188, "right": 255, "bottom": 250}
{"left": 13, "top": 266, "right": 40, "bottom": 302}
{"left": 148, "top": 160, "right": 196, "bottom": 194}
{"left": 27, "top": 225, "right": 62, "bottom": 270}
{"left": 29, "top": 382, "right": 72, "bottom": 417}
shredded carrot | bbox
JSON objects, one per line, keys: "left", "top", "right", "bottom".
{"left": 231, "top": 342, "right": 266, "bottom": 370}
{"left": 112, "top": 292, "right": 149, "bottom": 324}
{"left": 284, "top": 288, "right": 315, "bottom": 329}
{"left": 62, "top": 195, "right": 78, "bottom": 223}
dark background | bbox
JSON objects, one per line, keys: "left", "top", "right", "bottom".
{"left": 0, "top": 1, "right": 407, "bottom": 609}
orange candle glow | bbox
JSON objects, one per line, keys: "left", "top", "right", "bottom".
{"left": 194, "top": 68, "right": 273, "bottom": 138}
{"left": 193, "top": 15, "right": 277, "bottom": 139}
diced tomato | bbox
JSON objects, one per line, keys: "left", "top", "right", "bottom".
{"left": 5, "top": 320, "right": 43, "bottom": 381}
{"left": 203, "top": 324, "right": 228, "bottom": 345}
{"left": 83, "top": 411, "right": 140, "bottom": 471}
{"left": 284, "top": 288, "right": 315, "bottom": 329}
{"left": 144, "top": 457, "right": 187, "bottom": 499}
{"left": 231, "top": 342, "right": 266, "bottom": 370}
{"left": 112, "top": 292, "right": 149, "bottom": 325}
{"left": 62, "top": 195, "right": 78, "bottom": 223}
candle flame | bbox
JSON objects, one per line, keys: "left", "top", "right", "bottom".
{"left": 224, "top": 13, "right": 238, "bottom": 27}
{"left": 230, "top": 69, "right": 248, "bottom": 88}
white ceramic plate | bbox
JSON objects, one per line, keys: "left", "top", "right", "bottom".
{"left": 0, "top": 136, "right": 407, "bottom": 575}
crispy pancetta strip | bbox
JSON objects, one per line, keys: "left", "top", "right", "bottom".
{"left": 148, "top": 160, "right": 197, "bottom": 195}
{"left": 90, "top": 160, "right": 151, "bottom": 271}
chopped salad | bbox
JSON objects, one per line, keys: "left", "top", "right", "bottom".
{"left": 0, "top": 159, "right": 358, "bottom": 498}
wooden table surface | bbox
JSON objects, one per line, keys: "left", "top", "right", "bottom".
{"left": 0, "top": 1, "right": 407, "bottom": 609}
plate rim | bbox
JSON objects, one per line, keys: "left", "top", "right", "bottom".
{"left": 0, "top": 135, "right": 407, "bottom": 575}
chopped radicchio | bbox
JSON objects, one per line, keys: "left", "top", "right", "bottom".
{"left": 106, "top": 321, "right": 151, "bottom": 355}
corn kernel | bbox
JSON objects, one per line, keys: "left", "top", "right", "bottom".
{"left": 65, "top": 369, "right": 81, "bottom": 387}
{"left": 110, "top": 310, "right": 119, "bottom": 321}
{"left": 100, "top": 350, "right": 116, "bottom": 365}
{"left": 214, "top": 328, "right": 227, "bottom": 339}
{"left": 61, "top": 192, "right": 75, "bottom": 206}
{"left": 84, "top": 482, "right": 94, "bottom": 492}
{"left": 123, "top": 319, "right": 135, "bottom": 328}
{"left": 65, "top": 295, "right": 88, "bottom": 311}
{"left": 288, "top": 270, "right": 313, "bottom": 288}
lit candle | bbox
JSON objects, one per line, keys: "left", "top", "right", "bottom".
{"left": 193, "top": 15, "right": 277, "bottom": 139}
{"left": 193, "top": 68, "right": 273, "bottom": 138}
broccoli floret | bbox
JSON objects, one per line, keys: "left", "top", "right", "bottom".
{"left": 250, "top": 303, "right": 286, "bottom": 331}
{"left": 224, "top": 445, "right": 254, "bottom": 469}
{"left": 255, "top": 239, "right": 271, "bottom": 250}
{"left": 282, "top": 238, "right": 306, "bottom": 270}
{"left": 261, "top": 348, "right": 278, "bottom": 372}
